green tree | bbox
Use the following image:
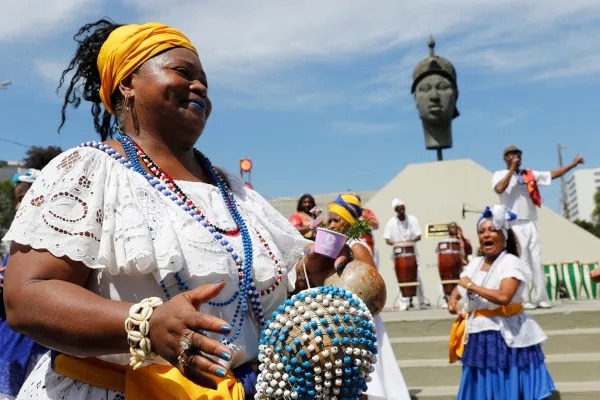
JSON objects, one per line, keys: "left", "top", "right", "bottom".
{"left": 0, "top": 180, "right": 16, "bottom": 231}
{"left": 573, "top": 219, "right": 600, "bottom": 238}
{"left": 23, "top": 146, "right": 62, "bottom": 170}
{"left": 593, "top": 186, "right": 600, "bottom": 226}
{"left": 574, "top": 186, "right": 600, "bottom": 238}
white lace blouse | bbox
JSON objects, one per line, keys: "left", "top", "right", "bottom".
{"left": 2, "top": 146, "right": 308, "bottom": 369}
{"left": 458, "top": 253, "right": 547, "bottom": 348}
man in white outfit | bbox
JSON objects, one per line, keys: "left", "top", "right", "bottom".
{"left": 383, "top": 198, "right": 430, "bottom": 311}
{"left": 492, "top": 145, "right": 584, "bottom": 309}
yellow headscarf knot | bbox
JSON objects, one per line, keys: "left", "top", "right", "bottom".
{"left": 328, "top": 194, "right": 362, "bottom": 225}
{"left": 97, "top": 22, "right": 197, "bottom": 114}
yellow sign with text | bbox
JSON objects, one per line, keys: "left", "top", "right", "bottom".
{"left": 426, "top": 223, "right": 450, "bottom": 238}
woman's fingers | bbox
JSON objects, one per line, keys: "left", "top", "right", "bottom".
{"left": 183, "top": 311, "right": 231, "bottom": 336}
{"left": 333, "top": 244, "right": 353, "bottom": 271}
{"left": 180, "top": 356, "right": 219, "bottom": 389}
{"left": 180, "top": 347, "right": 234, "bottom": 388}
{"left": 175, "top": 331, "right": 231, "bottom": 387}
{"left": 183, "top": 281, "right": 226, "bottom": 310}
{"left": 304, "top": 243, "right": 353, "bottom": 271}
{"left": 302, "top": 243, "right": 314, "bottom": 257}
{"left": 186, "top": 330, "right": 232, "bottom": 362}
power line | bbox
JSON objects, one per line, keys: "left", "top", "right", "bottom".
{"left": 0, "top": 137, "right": 31, "bottom": 148}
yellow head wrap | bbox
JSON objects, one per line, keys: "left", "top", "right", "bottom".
{"left": 328, "top": 194, "right": 362, "bottom": 225}
{"left": 97, "top": 22, "right": 197, "bottom": 114}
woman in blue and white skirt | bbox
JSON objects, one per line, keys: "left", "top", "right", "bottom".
{"left": 447, "top": 205, "right": 555, "bottom": 400}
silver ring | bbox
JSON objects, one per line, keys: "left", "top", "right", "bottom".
{"left": 177, "top": 333, "right": 194, "bottom": 366}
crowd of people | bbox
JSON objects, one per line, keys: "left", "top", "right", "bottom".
{"left": 0, "top": 16, "right": 593, "bottom": 400}
{"left": 284, "top": 142, "right": 586, "bottom": 399}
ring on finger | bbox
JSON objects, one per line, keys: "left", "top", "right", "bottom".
{"left": 177, "top": 347, "right": 190, "bottom": 367}
{"left": 177, "top": 333, "right": 194, "bottom": 366}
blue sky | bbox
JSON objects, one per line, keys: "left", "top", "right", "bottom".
{"left": 1, "top": 0, "right": 599, "bottom": 215}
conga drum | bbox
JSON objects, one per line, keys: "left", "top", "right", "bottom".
{"left": 580, "top": 262, "right": 599, "bottom": 300}
{"left": 437, "top": 238, "right": 462, "bottom": 296}
{"left": 393, "top": 242, "right": 418, "bottom": 297}
{"left": 560, "top": 261, "right": 582, "bottom": 300}
{"left": 543, "top": 263, "right": 560, "bottom": 302}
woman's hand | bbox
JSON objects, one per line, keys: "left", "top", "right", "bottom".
{"left": 457, "top": 277, "right": 472, "bottom": 290}
{"left": 148, "top": 281, "right": 233, "bottom": 389}
{"left": 295, "top": 244, "right": 353, "bottom": 289}
{"left": 447, "top": 297, "right": 459, "bottom": 314}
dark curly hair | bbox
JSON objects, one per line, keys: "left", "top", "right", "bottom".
{"left": 505, "top": 228, "right": 521, "bottom": 257}
{"left": 57, "top": 18, "right": 124, "bottom": 141}
{"left": 296, "top": 194, "right": 316, "bottom": 212}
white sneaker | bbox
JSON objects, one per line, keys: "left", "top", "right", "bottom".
{"left": 523, "top": 302, "right": 537, "bottom": 310}
{"left": 441, "top": 302, "right": 449, "bottom": 309}
{"left": 538, "top": 301, "right": 552, "bottom": 309}
{"left": 393, "top": 296, "right": 409, "bottom": 311}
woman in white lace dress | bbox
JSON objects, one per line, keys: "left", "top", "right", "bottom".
{"left": 2, "top": 19, "right": 350, "bottom": 400}
{"left": 327, "top": 194, "right": 411, "bottom": 400}
{"left": 447, "top": 205, "right": 555, "bottom": 400}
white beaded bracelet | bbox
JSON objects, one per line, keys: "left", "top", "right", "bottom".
{"left": 125, "top": 296, "right": 163, "bottom": 370}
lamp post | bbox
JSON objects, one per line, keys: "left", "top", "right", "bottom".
{"left": 557, "top": 144, "right": 569, "bottom": 219}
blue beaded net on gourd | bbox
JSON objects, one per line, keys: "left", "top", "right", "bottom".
{"left": 254, "top": 287, "right": 377, "bottom": 400}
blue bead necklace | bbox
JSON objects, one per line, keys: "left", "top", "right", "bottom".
{"left": 80, "top": 135, "right": 279, "bottom": 344}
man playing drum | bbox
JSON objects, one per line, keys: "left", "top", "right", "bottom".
{"left": 383, "top": 198, "right": 430, "bottom": 311}
{"left": 448, "top": 222, "right": 472, "bottom": 266}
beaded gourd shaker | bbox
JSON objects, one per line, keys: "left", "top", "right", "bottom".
{"left": 254, "top": 286, "right": 377, "bottom": 400}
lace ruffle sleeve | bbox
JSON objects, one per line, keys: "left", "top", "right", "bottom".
{"left": 2, "top": 147, "right": 183, "bottom": 276}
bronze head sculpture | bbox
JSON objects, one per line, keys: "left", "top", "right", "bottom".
{"left": 412, "top": 35, "right": 459, "bottom": 159}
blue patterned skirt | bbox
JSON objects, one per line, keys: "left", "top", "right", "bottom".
{"left": 457, "top": 330, "right": 555, "bottom": 400}
{"left": 0, "top": 318, "right": 47, "bottom": 397}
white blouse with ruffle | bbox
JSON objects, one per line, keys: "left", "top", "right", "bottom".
{"left": 458, "top": 253, "right": 547, "bottom": 348}
{"left": 3, "top": 146, "right": 308, "bottom": 369}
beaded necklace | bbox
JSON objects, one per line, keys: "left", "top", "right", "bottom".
{"left": 80, "top": 136, "right": 281, "bottom": 344}
{"left": 466, "top": 250, "right": 506, "bottom": 303}
{"left": 131, "top": 140, "right": 283, "bottom": 297}
{"left": 133, "top": 142, "right": 240, "bottom": 236}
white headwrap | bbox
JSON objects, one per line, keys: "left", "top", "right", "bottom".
{"left": 391, "top": 198, "right": 404, "bottom": 210}
{"left": 477, "top": 205, "right": 517, "bottom": 239}
{"left": 12, "top": 168, "right": 41, "bottom": 184}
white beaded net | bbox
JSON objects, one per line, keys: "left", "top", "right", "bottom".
{"left": 254, "top": 287, "right": 377, "bottom": 400}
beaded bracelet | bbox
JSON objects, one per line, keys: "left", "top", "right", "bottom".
{"left": 125, "top": 296, "right": 163, "bottom": 370}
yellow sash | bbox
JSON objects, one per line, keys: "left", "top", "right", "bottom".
{"left": 53, "top": 354, "right": 245, "bottom": 400}
{"left": 448, "top": 303, "right": 524, "bottom": 364}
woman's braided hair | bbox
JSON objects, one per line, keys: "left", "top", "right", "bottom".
{"left": 57, "top": 18, "right": 124, "bottom": 141}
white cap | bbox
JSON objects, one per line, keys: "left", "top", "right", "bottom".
{"left": 391, "top": 198, "right": 404, "bottom": 210}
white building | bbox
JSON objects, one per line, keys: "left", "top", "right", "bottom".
{"left": 0, "top": 160, "right": 21, "bottom": 182}
{"left": 566, "top": 167, "right": 600, "bottom": 222}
